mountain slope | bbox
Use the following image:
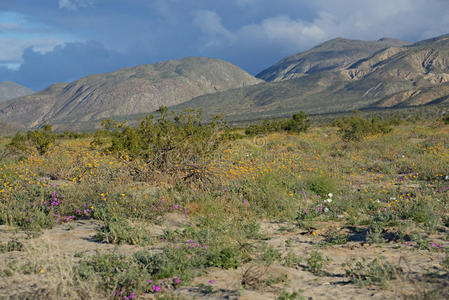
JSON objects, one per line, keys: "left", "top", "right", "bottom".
{"left": 171, "top": 34, "right": 449, "bottom": 120}
{"left": 0, "top": 57, "right": 262, "bottom": 128}
{"left": 0, "top": 81, "right": 33, "bottom": 102}
{"left": 256, "top": 37, "right": 410, "bottom": 82}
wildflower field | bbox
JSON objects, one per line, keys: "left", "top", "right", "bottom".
{"left": 0, "top": 111, "right": 449, "bottom": 299}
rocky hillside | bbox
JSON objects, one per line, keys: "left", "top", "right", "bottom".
{"left": 0, "top": 57, "right": 262, "bottom": 129}
{"left": 256, "top": 38, "right": 410, "bottom": 82}
{"left": 171, "top": 34, "right": 449, "bottom": 121}
{"left": 0, "top": 81, "right": 33, "bottom": 102}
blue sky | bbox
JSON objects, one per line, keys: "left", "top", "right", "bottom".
{"left": 1, "top": 0, "right": 449, "bottom": 91}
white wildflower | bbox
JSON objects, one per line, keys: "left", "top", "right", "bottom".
{"left": 327, "top": 193, "right": 333, "bottom": 198}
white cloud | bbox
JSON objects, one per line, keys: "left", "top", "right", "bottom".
{"left": 193, "top": 10, "right": 235, "bottom": 48}
{"left": 0, "top": 36, "right": 64, "bottom": 63}
{"left": 239, "top": 15, "right": 328, "bottom": 53}
{"left": 193, "top": 0, "right": 449, "bottom": 57}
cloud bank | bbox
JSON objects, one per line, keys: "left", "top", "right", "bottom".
{"left": 1, "top": 0, "right": 449, "bottom": 90}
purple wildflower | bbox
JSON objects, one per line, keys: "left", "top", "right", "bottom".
{"left": 153, "top": 285, "right": 160, "bottom": 292}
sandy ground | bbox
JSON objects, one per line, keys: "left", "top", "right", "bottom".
{"left": 0, "top": 215, "right": 448, "bottom": 299}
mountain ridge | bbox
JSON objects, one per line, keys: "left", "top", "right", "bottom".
{"left": 169, "top": 34, "right": 449, "bottom": 121}
{"left": 2, "top": 34, "right": 449, "bottom": 131}
{"left": 256, "top": 37, "right": 411, "bottom": 82}
{"left": 0, "top": 81, "right": 34, "bottom": 102}
{"left": 0, "top": 57, "right": 262, "bottom": 128}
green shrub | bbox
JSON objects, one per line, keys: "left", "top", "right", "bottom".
{"left": 8, "top": 124, "right": 55, "bottom": 155}
{"left": 94, "top": 217, "right": 152, "bottom": 245}
{"left": 260, "top": 244, "right": 281, "bottom": 266}
{"left": 304, "top": 175, "right": 338, "bottom": 198}
{"left": 92, "top": 107, "right": 229, "bottom": 184}
{"left": 283, "top": 251, "right": 301, "bottom": 268}
{"left": 343, "top": 257, "right": 403, "bottom": 287}
{"left": 277, "top": 290, "right": 305, "bottom": 300}
{"left": 245, "top": 112, "right": 310, "bottom": 136}
{"left": 334, "top": 112, "right": 392, "bottom": 142}
{"left": 0, "top": 239, "right": 24, "bottom": 253}
{"left": 305, "top": 250, "right": 332, "bottom": 276}
{"left": 207, "top": 247, "right": 242, "bottom": 269}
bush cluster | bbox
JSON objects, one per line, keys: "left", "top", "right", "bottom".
{"left": 92, "top": 107, "right": 230, "bottom": 183}
{"left": 333, "top": 112, "right": 393, "bottom": 142}
{"left": 245, "top": 112, "right": 310, "bottom": 136}
{"left": 8, "top": 125, "right": 55, "bottom": 155}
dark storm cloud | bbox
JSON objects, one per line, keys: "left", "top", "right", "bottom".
{"left": 1, "top": 0, "right": 449, "bottom": 90}
{"left": 0, "top": 41, "right": 146, "bottom": 91}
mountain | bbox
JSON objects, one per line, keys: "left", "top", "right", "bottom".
{"left": 0, "top": 81, "right": 33, "bottom": 102}
{"left": 256, "top": 37, "right": 410, "bottom": 82}
{"left": 0, "top": 57, "right": 262, "bottom": 129}
{"left": 170, "top": 34, "right": 449, "bottom": 121}
{"left": 2, "top": 34, "right": 449, "bottom": 132}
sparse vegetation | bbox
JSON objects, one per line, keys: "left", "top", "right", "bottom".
{"left": 333, "top": 111, "right": 393, "bottom": 142}
{"left": 343, "top": 257, "right": 403, "bottom": 287}
{"left": 244, "top": 112, "right": 310, "bottom": 136}
{"left": 1, "top": 112, "right": 449, "bottom": 299}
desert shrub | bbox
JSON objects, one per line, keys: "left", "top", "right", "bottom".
{"left": 94, "top": 217, "right": 152, "bottom": 245}
{"left": 304, "top": 174, "right": 338, "bottom": 198}
{"left": 0, "top": 181, "right": 63, "bottom": 231}
{"left": 343, "top": 257, "right": 403, "bottom": 287}
{"left": 0, "top": 239, "right": 24, "bottom": 253}
{"left": 282, "top": 251, "right": 301, "bottom": 268}
{"left": 395, "top": 197, "right": 435, "bottom": 224}
{"left": 260, "top": 244, "right": 281, "bottom": 266}
{"left": 334, "top": 112, "right": 392, "bottom": 142}
{"left": 442, "top": 113, "right": 449, "bottom": 125}
{"left": 284, "top": 112, "right": 311, "bottom": 132}
{"left": 91, "top": 107, "right": 229, "bottom": 184}
{"left": 245, "top": 112, "right": 310, "bottom": 136}
{"left": 206, "top": 247, "right": 242, "bottom": 269}
{"left": 56, "top": 131, "right": 89, "bottom": 139}
{"left": 305, "top": 250, "right": 332, "bottom": 276}
{"left": 8, "top": 124, "right": 55, "bottom": 155}
{"left": 366, "top": 210, "right": 399, "bottom": 244}
{"left": 235, "top": 173, "right": 301, "bottom": 219}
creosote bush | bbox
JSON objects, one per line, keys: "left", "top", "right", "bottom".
{"left": 334, "top": 111, "right": 393, "bottom": 142}
{"left": 245, "top": 112, "right": 310, "bottom": 136}
{"left": 8, "top": 124, "right": 55, "bottom": 155}
{"left": 92, "top": 107, "right": 230, "bottom": 184}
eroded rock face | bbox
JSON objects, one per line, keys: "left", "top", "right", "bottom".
{"left": 0, "top": 57, "right": 262, "bottom": 129}
{"left": 256, "top": 38, "right": 410, "bottom": 82}
{"left": 253, "top": 34, "right": 449, "bottom": 111}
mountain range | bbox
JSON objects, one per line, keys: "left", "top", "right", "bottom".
{"left": 0, "top": 57, "right": 261, "bottom": 130}
{"left": 2, "top": 33, "right": 449, "bottom": 131}
{"left": 0, "top": 81, "right": 33, "bottom": 102}
{"left": 170, "top": 34, "right": 449, "bottom": 121}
